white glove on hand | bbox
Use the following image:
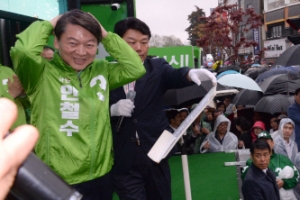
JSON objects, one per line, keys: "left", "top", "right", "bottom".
{"left": 188, "top": 69, "right": 217, "bottom": 86}
{"left": 110, "top": 99, "right": 135, "bottom": 117}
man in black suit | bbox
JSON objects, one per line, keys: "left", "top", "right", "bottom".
{"left": 242, "top": 139, "right": 280, "bottom": 200}
{"left": 109, "top": 17, "right": 216, "bottom": 200}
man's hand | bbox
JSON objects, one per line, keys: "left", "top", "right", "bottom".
{"left": 8, "top": 75, "right": 24, "bottom": 98}
{"left": 110, "top": 99, "right": 135, "bottom": 117}
{"left": 188, "top": 69, "right": 217, "bottom": 86}
{"left": 238, "top": 140, "right": 244, "bottom": 148}
{"left": 201, "top": 127, "right": 210, "bottom": 135}
{"left": 87, "top": 13, "right": 108, "bottom": 38}
{"left": 276, "top": 179, "right": 284, "bottom": 189}
{"left": 0, "top": 98, "right": 38, "bottom": 200}
{"left": 50, "top": 15, "right": 62, "bottom": 28}
{"left": 192, "top": 124, "right": 201, "bottom": 137}
{"left": 203, "top": 141, "right": 210, "bottom": 149}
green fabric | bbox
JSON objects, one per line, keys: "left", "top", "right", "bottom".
{"left": 241, "top": 153, "right": 299, "bottom": 189}
{"left": 172, "top": 153, "right": 240, "bottom": 200}
{"left": 113, "top": 153, "right": 240, "bottom": 200}
{"left": 10, "top": 20, "right": 146, "bottom": 184}
{"left": 0, "top": 65, "right": 28, "bottom": 129}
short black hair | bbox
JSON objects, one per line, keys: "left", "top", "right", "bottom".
{"left": 165, "top": 109, "right": 180, "bottom": 123}
{"left": 271, "top": 113, "right": 280, "bottom": 119}
{"left": 250, "top": 139, "right": 271, "bottom": 155}
{"left": 295, "top": 88, "right": 300, "bottom": 96}
{"left": 214, "top": 109, "right": 222, "bottom": 114}
{"left": 55, "top": 9, "right": 101, "bottom": 43}
{"left": 114, "top": 17, "right": 151, "bottom": 39}
{"left": 223, "top": 96, "right": 232, "bottom": 100}
{"left": 216, "top": 102, "right": 226, "bottom": 109}
{"left": 235, "top": 117, "right": 251, "bottom": 132}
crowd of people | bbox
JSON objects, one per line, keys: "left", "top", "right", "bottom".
{"left": 0, "top": 9, "right": 218, "bottom": 200}
{"left": 2, "top": 8, "right": 300, "bottom": 200}
{"left": 164, "top": 88, "right": 300, "bottom": 199}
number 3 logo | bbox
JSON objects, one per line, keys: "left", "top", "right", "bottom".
{"left": 90, "top": 75, "right": 107, "bottom": 101}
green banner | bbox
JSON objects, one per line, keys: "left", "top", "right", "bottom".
{"left": 148, "top": 46, "right": 199, "bottom": 68}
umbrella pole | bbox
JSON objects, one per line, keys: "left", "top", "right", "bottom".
{"left": 181, "top": 142, "right": 192, "bottom": 200}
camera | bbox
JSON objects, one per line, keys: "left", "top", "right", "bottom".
{"left": 111, "top": 3, "right": 120, "bottom": 11}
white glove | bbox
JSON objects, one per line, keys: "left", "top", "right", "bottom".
{"left": 188, "top": 69, "right": 217, "bottom": 86}
{"left": 110, "top": 99, "right": 135, "bottom": 117}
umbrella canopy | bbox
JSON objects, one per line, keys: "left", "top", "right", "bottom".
{"left": 259, "top": 74, "right": 300, "bottom": 95}
{"left": 217, "top": 73, "right": 262, "bottom": 91}
{"left": 217, "top": 65, "right": 240, "bottom": 75}
{"left": 163, "top": 81, "right": 213, "bottom": 107}
{"left": 244, "top": 67, "right": 268, "bottom": 80}
{"left": 287, "top": 18, "right": 300, "bottom": 31}
{"left": 232, "top": 89, "right": 263, "bottom": 106}
{"left": 163, "top": 82, "right": 234, "bottom": 107}
{"left": 256, "top": 66, "right": 300, "bottom": 83}
{"left": 273, "top": 45, "right": 300, "bottom": 66}
{"left": 251, "top": 64, "right": 261, "bottom": 67}
{"left": 216, "top": 70, "right": 239, "bottom": 79}
{"left": 287, "top": 35, "right": 300, "bottom": 45}
{"left": 254, "top": 94, "right": 294, "bottom": 114}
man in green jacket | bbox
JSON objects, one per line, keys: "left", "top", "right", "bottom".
{"left": 242, "top": 131, "right": 299, "bottom": 191}
{"left": 10, "top": 9, "right": 145, "bottom": 199}
{"left": 0, "top": 65, "right": 28, "bottom": 129}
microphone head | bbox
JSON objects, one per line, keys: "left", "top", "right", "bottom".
{"left": 127, "top": 90, "right": 136, "bottom": 101}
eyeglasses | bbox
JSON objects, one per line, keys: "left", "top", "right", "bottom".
{"left": 218, "top": 123, "right": 228, "bottom": 127}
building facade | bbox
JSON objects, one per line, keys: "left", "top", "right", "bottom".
{"left": 263, "top": 0, "right": 300, "bottom": 65}
{"left": 218, "top": 0, "right": 264, "bottom": 64}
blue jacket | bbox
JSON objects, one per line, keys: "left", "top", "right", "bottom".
{"left": 288, "top": 101, "right": 300, "bottom": 150}
{"left": 109, "top": 57, "right": 192, "bottom": 174}
{"left": 242, "top": 163, "right": 280, "bottom": 200}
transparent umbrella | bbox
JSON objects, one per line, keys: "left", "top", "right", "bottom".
{"left": 217, "top": 73, "right": 262, "bottom": 91}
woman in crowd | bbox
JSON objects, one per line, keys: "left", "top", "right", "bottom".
{"left": 235, "top": 117, "right": 252, "bottom": 149}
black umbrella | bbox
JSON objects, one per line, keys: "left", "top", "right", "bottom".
{"left": 244, "top": 67, "right": 268, "bottom": 80}
{"left": 286, "top": 18, "right": 300, "bottom": 45}
{"left": 259, "top": 74, "right": 300, "bottom": 95}
{"left": 287, "top": 18, "right": 300, "bottom": 31}
{"left": 255, "top": 66, "right": 300, "bottom": 83}
{"left": 163, "top": 80, "right": 213, "bottom": 107}
{"left": 163, "top": 82, "right": 231, "bottom": 107}
{"left": 273, "top": 45, "right": 300, "bottom": 66}
{"left": 254, "top": 94, "right": 293, "bottom": 114}
{"left": 232, "top": 89, "right": 263, "bottom": 106}
{"left": 287, "top": 35, "right": 300, "bottom": 45}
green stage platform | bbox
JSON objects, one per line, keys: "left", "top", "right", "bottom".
{"left": 113, "top": 152, "right": 240, "bottom": 200}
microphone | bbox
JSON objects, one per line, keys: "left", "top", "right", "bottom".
{"left": 116, "top": 90, "right": 136, "bottom": 133}
{"left": 9, "top": 153, "right": 82, "bottom": 200}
